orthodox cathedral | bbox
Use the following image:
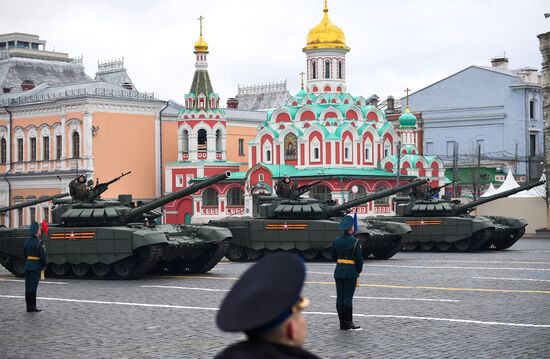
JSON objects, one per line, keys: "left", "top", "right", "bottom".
{"left": 164, "top": 2, "right": 444, "bottom": 224}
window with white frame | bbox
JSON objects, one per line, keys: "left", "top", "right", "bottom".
{"left": 176, "top": 174, "right": 184, "bottom": 187}
{"left": 383, "top": 141, "right": 391, "bottom": 158}
{"left": 364, "top": 139, "right": 372, "bottom": 161}
{"left": 30, "top": 137, "right": 37, "bottom": 161}
{"left": 344, "top": 139, "right": 352, "bottom": 161}
{"left": 263, "top": 143, "right": 272, "bottom": 163}
{"left": 311, "top": 138, "right": 320, "bottom": 162}
{"left": 259, "top": 174, "right": 264, "bottom": 182}
{"left": 42, "top": 136, "right": 49, "bottom": 160}
{"left": 186, "top": 174, "right": 194, "bottom": 187}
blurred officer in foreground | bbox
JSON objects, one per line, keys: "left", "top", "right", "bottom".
{"left": 24, "top": 221, "right": 46, "bottom": 312}
{"left": 215, "top": 253, "right": 320, "bottom": 358}
{"left": 332, "top": 215, "right": 363, "bottom": 330}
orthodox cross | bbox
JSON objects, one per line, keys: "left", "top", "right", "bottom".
{"left": 299, "top": 71, "right": 305, "bottom": 89}
{"left": 404, "top": 87, "right": 411, "bottom": 109}
{"left": 198, "top": 15, "right": 204, "bottom": 36}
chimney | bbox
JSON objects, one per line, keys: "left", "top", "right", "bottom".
{"left": 227, "top": 97, "right": 239, "bottom": 109}
{"left": 369, "top": 96, "right": 379, "bottom": 106}
{"left": 386, "top": 96, "right": 395, "bottom": 112}
{"left": 491, "top": 56, "right": 509, "bottom": 69}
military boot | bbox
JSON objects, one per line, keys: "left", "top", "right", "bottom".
{"left": 30, "top": 293, "right": 42, "bottom": 312}
{"left": 345, "top": 306, "right": 361, "bottom": 331}
{"left": 25, "top": 292, "right": 32, "bottom": 312}
{"left": 336, "top": 304, "right": 347, "bottom": 330}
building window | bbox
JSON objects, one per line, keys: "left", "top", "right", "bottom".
{"left": 181, "top": 130, "right": 189, "bottom": 153}
{"left": 530, "top": 134, "right": 536, "bottom": 156}
{"left": 238, "top": 139, "right": 244, "bottom": 156}
{"left": 17, "top": 208, "right": 23, "bottom": 226}
{"left": 311, "top": 139, "right": 320, "bottom": 162}
{"left": 17, "top": 138, "right": 23, "bottom": 162}
{"left": 176, "top": 174, "right": 184, "bottom": 187}
{"left": 30, "top": 137, "right": 37, "bottom": 161}
{"left": 348, "top": 184, "right": 367, "bottom": 201}
{"left": 72, "top": 131, "right": 80, "bottom": 158}
{"left": 43, "top": 136, "right": 49, "bottom": 160}
{"left": 202, "top": 188, "right": 219, "bottom": 207}
{"left": 383, "top": 141, "right": 391, "bottom": 158}
{"left": 259, "top": 174, "right": 264, "bottom": 182}
{"left": 446, "top": 140, "right": 455, "bottom": 157}
{"left": 475, "top": 139, "right": 484, "bottom": 154}
{"left": 374, "top": 184, "right": 389, "bottom": 204}
{"left": 197, "top": 129, "right": 207, "bottom": 151}
{"left": 43, "top": 207, "right": 49, "bottom": 223}
{"left": 310, "top": 184, "right": 332, "bottom": 203}
{"left": 0, "top": 138, "right": 6, "bottom": 163}
{"left": 29, "top": 207, "right": 35, "bottom": 223}
{"left": 312, "top": 61, "right": 317, "bottom": 80}
{"left": 227, "top": 187, "right": 244, "bottom": 206}
{"left": 215, "top": 129, "right": 222, "bottom": 152}
{"left": 364, "top": 140, "right": 372, "bottom": 161}
{"left": 425, "top": 141, "right": 434, "bottom": 155}
{"left": 56, "top": 135, "right": 62, "bottom": 159}
{"left": 338, "top": 61, "right": 343, "bottom": 79}
{"left": 344, "top": 139, "right": 352, "bottom": 161}
{"left": 529, "top": 100, "right": 535, "bottom": 119}
{"left": 325, "top": 60, "right": 331, "bottom": 79}
{"left": 263, "top": 143, "right": 272, "bottom": 163}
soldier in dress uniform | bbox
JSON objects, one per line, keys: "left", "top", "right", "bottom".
{"left": 275, "top": 176, "right": 293, "bottom": 199}
{"left": 331, "top": 215, "right": 363, "bottom": 330}
{"left": 69, "top": 174, "right": 90, "bottom": 201}
{"left": 215, "top": 253, "right": 320, "bottom": 359}
{"left": 24, "top": 221, "right": 46, "bottom": 312}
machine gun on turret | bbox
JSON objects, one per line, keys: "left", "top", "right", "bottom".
{"left": 87, "top": 171, "right": 132, "bottom": 201}
{"left": 410, "top": 180, "right": 456, "bottom": 200}
{"left": 289, "top": 176, "right": 332, "bottom": 200}
{"left": 452, "top": 180, "right": 545, "bottom": 215}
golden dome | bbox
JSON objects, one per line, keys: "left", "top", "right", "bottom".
{"left": 194, "top": 35, "right": 208, "bottom": 52}
{"left": 304, "top": 1, "right": 349, "bottom": 51}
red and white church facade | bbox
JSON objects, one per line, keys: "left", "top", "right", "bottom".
{"left": 164, "top": 4, "right": 445, "bottom": 224}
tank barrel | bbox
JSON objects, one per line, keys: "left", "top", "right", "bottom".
{"left": 125, "top": 171, "right": 231, "bottom": 221}
{"left": 0, "top": 192, "right": 70, "bottom": 213}
{"left": 329, "top": 178, "right": 430, "bottom": 214}
{"left": 453, "top": 179, "right": 546, "bottom": 214}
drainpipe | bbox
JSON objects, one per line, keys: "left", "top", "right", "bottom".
{"left": 3, "top": 106, "right": 12, "bottom": 227}
{"left": 158, "top": 101, "right": 169, "bottom": 222}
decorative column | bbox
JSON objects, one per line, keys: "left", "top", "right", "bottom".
{"left": 207, "top": 133, "right": 216, "bottom": 160}
{"left": 538, "top": 31, "right": 550, "bottom": 229}
{"left": 189, "top": 134, "right": 198, "bottom": 160}
{"left": 83, "top": 109, "right": 93, "bottom": 171}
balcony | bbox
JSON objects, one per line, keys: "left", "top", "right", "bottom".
{"left": 6, "top": 158, "right": 85, "bottom": 174}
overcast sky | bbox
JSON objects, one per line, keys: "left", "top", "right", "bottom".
{"left": 1, "top": 0, "right": 548, "bottom": 106}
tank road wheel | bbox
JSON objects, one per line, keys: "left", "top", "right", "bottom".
{"left": 91, "top": 263, "right": 111, "bottom": 278}
{"left": 419, "top": 241, "right": 435, "bottom": 251}
{"left": 226, "top": 244, "right": 245, "bottom": 261}
{"left": 321, "top": 248, "right": 333, "bottom": 261}
{"left": 11, "top": 258, "right": 25, "bottom": 277}
{"left": 49, "top": 263, "right": 69, "bottom": 277}
{"left": 403, "top": 242, "right": 418, "bottom": 251}
{"left": 71, "top": 263, "right": 90, "bottom": 277}
{"left": 245, "top": 248, "right": 263, "bottom": 261}
{"left": 300, "top": 249, "right": 319, "bottom": 261}
{"left": 186, "top": 243, "right": 226, "bottom": 274}
{"left": 436, "top": 241, "right": 452, "bottom": 251}
{"left": 113, "top": 256, "right": 136, "bottom": 278}
{"left": 453, "top": 238, "right": 473, "bottom": 252}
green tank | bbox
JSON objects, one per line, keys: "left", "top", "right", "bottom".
{"left": 210, "top": 178, "right": 429, "bottom": 261}
{"left": 0, "top": 171, "right": 233, "bottom": 279}
{"left": 377, "top": 180, "right": 544, "bottom": 252}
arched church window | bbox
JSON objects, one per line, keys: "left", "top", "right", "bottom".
{"left": 338, "top": 61, "right": 343, "bottom": 79}
{"left": 182, "top": 130, "right": 189, "bottom": 153}
{"left": 197, "top": 129, "right": 207, "bottom": 151}
{"left": 227, "top": 187, "right": 244, "bottom": 206}
{"left": 312, "top": 61, "right": 317, "bottom": 80}
{"left": 374, "top": 184, "right": 389, "bottom": 204}
{"left": 284, "top": 133, "right": 297, "bottom": 161}
{"left": 202, "top": 188, "right": 219, "bottom": 207}
{"left": 348, "top": 184, "right": 367, "bottom": 201}
{"left": 310, "top": 184, "right": 332, "bottom": 203}
{"left": 216, "top": 129, "right": 222, "bottom": 152}
{"left": 72, "top": 131, "right": 80, "bottom": 158}
{"left": 384, "top": 141, "right": 391, "bottom": 158}
{"left": 325, "top": 60, "right": 331, "bottom": 79}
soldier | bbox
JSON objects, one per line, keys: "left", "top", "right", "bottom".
{"left": 331, "top": 215, "right": 363, "bottom": 330}
{"left": 24, "top": 221, "right": 46, "bottom": 312}
{"left": 69, "top": 174, "right": 90, "bottom": 201}
{"left": 215, "top": 253, "right": 320, "bottom": 358}
{"left": 275, "top": 176, "right": 292, "bottom": 199}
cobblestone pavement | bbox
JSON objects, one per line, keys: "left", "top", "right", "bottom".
{"left": 1, "top": 238, "right": 550, "bottom": 359}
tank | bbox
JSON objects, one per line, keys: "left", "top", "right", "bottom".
{"left": 377, "top": 180, "right": 545, "bottom": 252}
{"left": 0, "top": 171, "right": 233, "bottom": 279}
{"left": 209, "top": 178, "right": 430, "bottom": 261}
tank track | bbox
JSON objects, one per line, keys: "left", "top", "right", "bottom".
{"left": 401, "top": 228, "right": 493, "bottom": 252}
{"left": 481, "top": 227, "right": 526, "bottom": 250}
{"left": 155, "top": 242, "right": 227, "bottom": 274}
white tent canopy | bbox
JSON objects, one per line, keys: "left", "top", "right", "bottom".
{"left": 493, "top": 169, "right": 520, "bottom": 194}
{"left": 511, "top": 173, "right": 546, "bottom": 198}
{"left": 481, "top": 182, "right": 497, "bottom": 197}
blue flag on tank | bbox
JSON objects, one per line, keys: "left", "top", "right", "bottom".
{"left": 353, "top": 210, "right": 358, "bottom": 233}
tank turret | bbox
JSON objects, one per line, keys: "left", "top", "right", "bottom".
{"left": 53, "top": 171, "right": 231, "bottom": 226}
{"left": 0, "top": 193, "right": 70, "bottom": 214}
{"left": 259, "top": 178, "right": 430, "bottom": 219}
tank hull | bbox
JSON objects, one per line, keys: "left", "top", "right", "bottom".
{"left": 369, "top": 215, "right": 495, "bottom": 252}
{"left": 209, "top": 217, "right": 411, "bottom": 261}
{"left": 0, "top": 223, "right": 231, "bottom": 279}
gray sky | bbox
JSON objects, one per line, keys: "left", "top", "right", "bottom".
{"left": 1, "top": 0, "right": 548, "bottom": 106}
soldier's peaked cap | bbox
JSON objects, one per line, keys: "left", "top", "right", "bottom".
{"left": 217, "top": 253, "right": 306, "bottom": 333}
